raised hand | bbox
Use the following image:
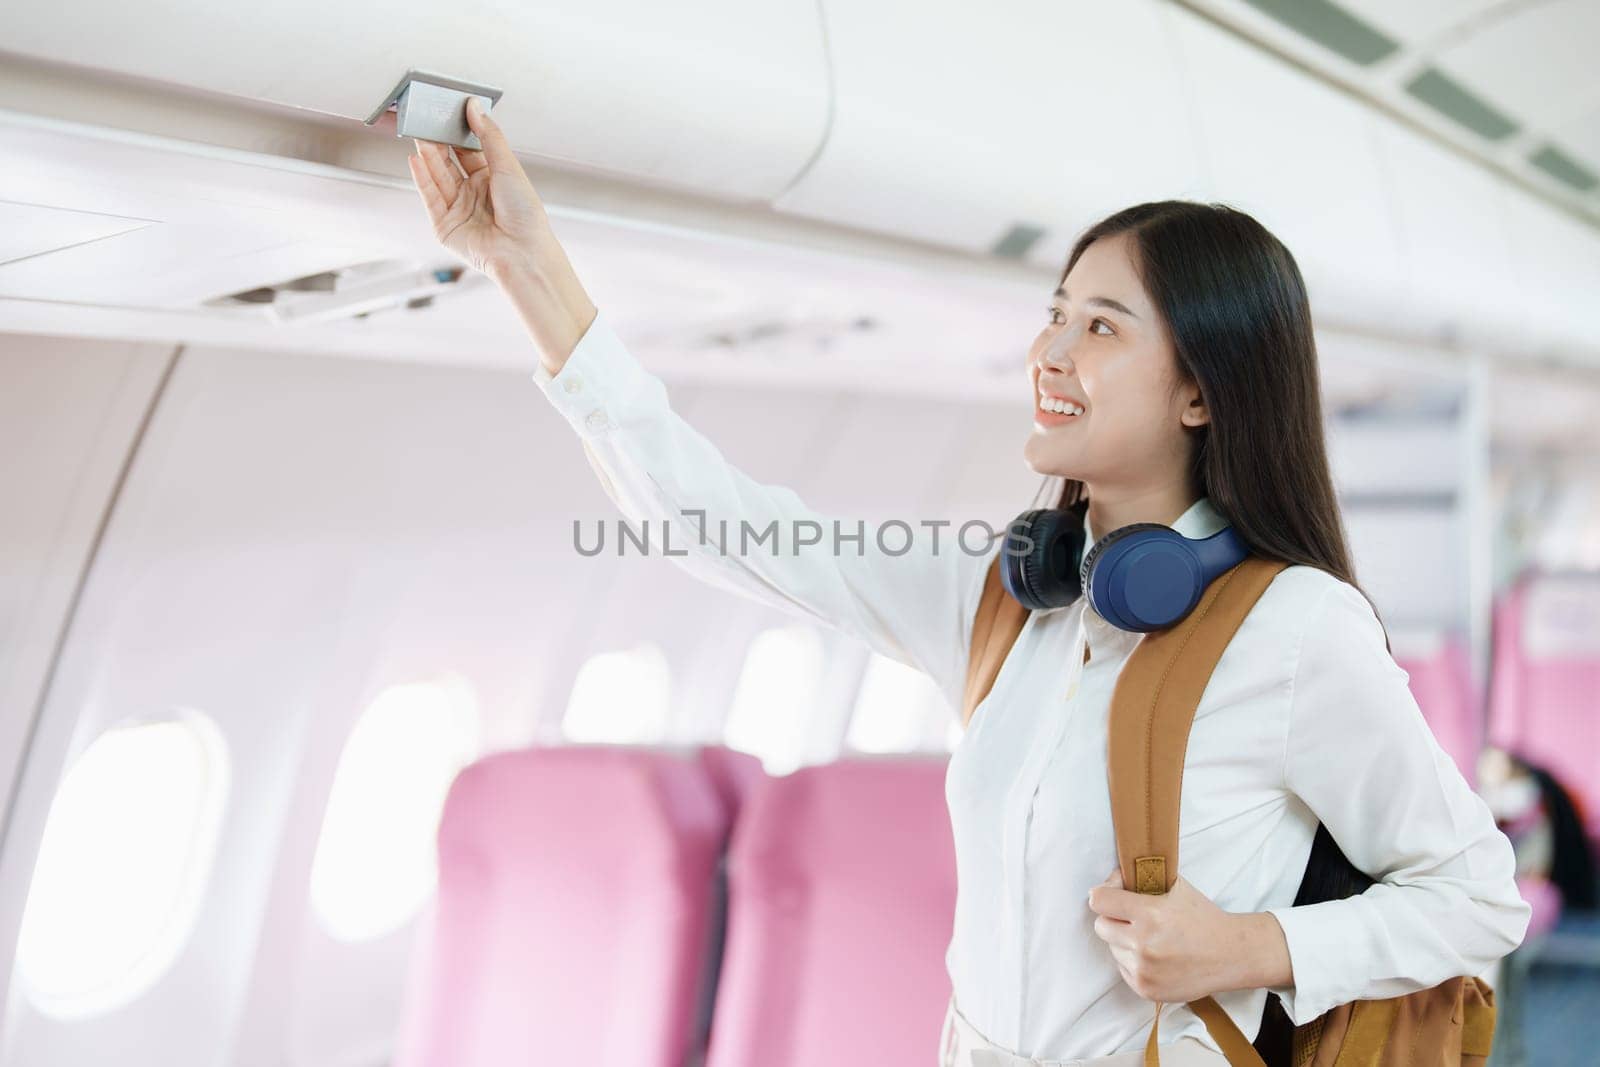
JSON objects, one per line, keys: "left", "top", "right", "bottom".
{"left": 407, "top": 97, "right": 548, "bottom": 279}
{"left": 407, "top": 97, "right": 596, "bottom": 371}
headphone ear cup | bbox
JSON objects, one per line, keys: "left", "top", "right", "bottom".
{"left": 1079, "top": 522, "right": 1170, "bottom": 620}
{"left": 1000, "top": 508, "right": 1086, "bottom": 611}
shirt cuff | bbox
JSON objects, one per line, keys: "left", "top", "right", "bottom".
{"left": 530, "top": 308, "right": 635, "bottom": 438}
{"left": 1263, "top": 899, "right": 1370, "bottom": 1025}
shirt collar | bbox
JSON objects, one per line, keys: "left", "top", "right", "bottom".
{"left": 1082, "top": 495, "right": 1225, "bottom": 547}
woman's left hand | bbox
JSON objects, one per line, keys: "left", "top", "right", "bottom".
{"left": 1087, "top": 867, "right": 1292, "bottom": 1003}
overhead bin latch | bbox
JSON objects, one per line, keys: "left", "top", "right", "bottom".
{"left": 365, "top": 69, "right": 504, "bottom": 149}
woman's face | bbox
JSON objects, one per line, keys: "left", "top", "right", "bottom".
{"left": 1022, "top": 232, "right": 1208, "bottom": 490}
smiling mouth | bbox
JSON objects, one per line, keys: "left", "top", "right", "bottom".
{"left": 1034, "top": 391, "right": 1087, "bottom": 428}
{"left": 1037, "top": 395, "right": 1085, "bottom": 416}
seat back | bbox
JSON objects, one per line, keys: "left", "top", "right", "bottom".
{"left": 1490, "top": 575, "right": 1600, "bottom": 842}
{"left": 1397, "top": 637, "right": 1480, "bottom": 785}
{"left": 697, "top": 744, "right": 767, "bottom": 823}
{"left": 705, "top": 755, "right": 957, "bottom": 1067}
{"left": 687, "top": 746, "right": 766, "bottom": 1054}
{"left": 393, "top": 745, "right": 731, "bottom": 1067}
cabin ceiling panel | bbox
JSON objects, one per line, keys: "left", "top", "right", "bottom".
{"left": 0, "top": 201, "right": 151, "bottom": 266}
{"left": 772, "top": 0, "right": 1205, "bottom": 263}
{"left": 1166, "top": 4, "right": 1410, "bottom": 324}
{"left": 1190, "top": 0, "right": 1600, "bottom": 209}
{"left": 0, "top": 0, "right": 830, "bottom": 201}
{"left": 1429, "top": 0, "right": 1600, "bottom": 134}
{"left": 1372, "top": 120, "right": 1516, "bottom": 346}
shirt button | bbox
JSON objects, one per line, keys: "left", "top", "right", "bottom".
{"left": 563, "top": 376, "right": 583, "bottom": 394}
{"left": 584, "top": 410, "right": 609, "bottom": 431}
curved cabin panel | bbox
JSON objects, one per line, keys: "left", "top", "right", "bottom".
{"left": 0, "top": 0, "right": 831, "bottom": 202}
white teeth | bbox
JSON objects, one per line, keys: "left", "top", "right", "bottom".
{"left": 1038, "top": 395, "right": 1084, "bottom": 416}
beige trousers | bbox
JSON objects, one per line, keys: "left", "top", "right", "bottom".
{"left": 939, "top": 997, "right": 1233, "bottom": 1067}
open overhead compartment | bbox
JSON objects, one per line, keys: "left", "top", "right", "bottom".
{"left": 0, "top": 0, "right": 830, "bottom": 203}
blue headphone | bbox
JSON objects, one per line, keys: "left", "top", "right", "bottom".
{"left": 999, "top": 503, "right": 1249, "bottom": 632}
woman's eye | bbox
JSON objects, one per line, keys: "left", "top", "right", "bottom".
{"left": 1044, "top": 308, "right": 1113, "bottom": 335}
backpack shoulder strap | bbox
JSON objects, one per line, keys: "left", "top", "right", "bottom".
{"left": 961, "top": 552, "right": 1030, "bottom": 727}
{"left": 1107, "top": 556, "right": 1287, "bottom": 1067}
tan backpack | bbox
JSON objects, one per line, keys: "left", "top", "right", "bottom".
{"left": 961, "top": 555, "right": 1497, "bottom": 1067}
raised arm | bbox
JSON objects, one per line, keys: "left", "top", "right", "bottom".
{"left": 1263, "top": 578, "right": 1532, "bottom": 1024}
{"left": 408, "top": 97, "right": 596, "bottom": 375}
{"left": 532, "top": 309, "right": 996, "bottom": 708}
{"left": 406, "top": 98, "right": 994, "bottom": 712}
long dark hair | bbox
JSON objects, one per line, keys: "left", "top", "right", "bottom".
{"left": 1047, "top": 200, "right": 1381, "bottom": 622}
{"left": 1050, "top": 202, "right": 1383, "bottom": 1058}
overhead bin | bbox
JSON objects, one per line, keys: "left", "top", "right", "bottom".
{"left": 4, "top": 0, "right": 1597, "bottom": 363}
{"left": 1372, "top": 120, "right": 1519, "bottom": 349}
{"left": 0, "top": 0, "right": 831, "bottom": 202}
{"left": 1162, "top": 4, "right": 1412, "bottom": 335}
{"left": 768, "top": 0, "right": 1600, "bottom": 359}
{"left": 1497, "top": 184, "right": 1600, "bottom": 358}
{"left": 771, "top": 0, "right": 1206, "bottom": 265}
{"left": 1350, "top": 92, "right": 1600, "bottom": 359}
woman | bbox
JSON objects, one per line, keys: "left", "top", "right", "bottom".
{"left": 408, "top": 99, "right": 1531, "bottom": 1065}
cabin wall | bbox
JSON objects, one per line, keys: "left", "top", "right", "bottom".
{"left": 0, "top": 336, "right": 1034, "bottom": 1067}
{"left": 0, "top": 333, "right": 173, "bottom": 1008}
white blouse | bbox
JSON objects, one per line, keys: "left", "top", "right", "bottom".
{"left": 531, "top": 308, "right": 1532, "bottom": 1059}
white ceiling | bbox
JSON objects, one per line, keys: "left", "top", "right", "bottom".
{"left": 1336, "top": 0, "right": 1509, "bottom": 41}
{"left": 1432, "top": 0, "right": 1600, "bottom": 166}
{"left": 1192, "top": 0, "right": 1600, "bottom": 217}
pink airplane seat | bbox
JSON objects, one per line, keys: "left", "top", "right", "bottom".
{"left": 697, "top": 744, "right": 767, "bottom": 822}
{"left": 1490, "top": 574, "right": 1600, "bottom": 843}
{"left": 705, "top": 755, "right": 957, "bottom": 1067}
{"left": 685, "top": 746, "right": 766, "bottom": 1049}
{"left": 393, "top": 744, "right": 733, "bottom": 1067}
{"left": 1396, "top": 637, "right": 1480, "bottom": 785}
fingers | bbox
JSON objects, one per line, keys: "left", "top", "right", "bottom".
{"left": 407, "top": 150, "right": 448, "bottom": 223}
{"left": 415, "top": 139, "right": 463, "bottom": 203}
{"left": 464, "top": 96, "right": 519, "bottom": 177}
{"left": 1093, "top": 914, "right": 1134, "bottom": 950}
{"left": 1087, "top": 882, "right": 1145, "bottom": 923}
{"left": 452, "top": 143, "right": 489, "bottom": 177}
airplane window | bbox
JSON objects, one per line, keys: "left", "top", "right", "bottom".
{"left": 561, "top": 643, "right": 672, "bottom": 744}
{"left": 846, "top": 652, "right": 954, "bottom": 754}
{"left": 309, "top": 676, "right": 479, "bottom": 942}
{"left": 16, "top": 716, "right": 229, "bottom": 1018}
{"left": 723, "top": 625, "right": 825, "bottom": 775}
